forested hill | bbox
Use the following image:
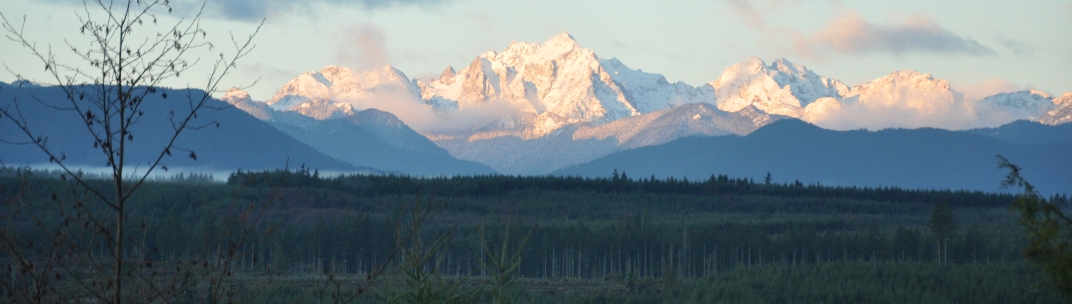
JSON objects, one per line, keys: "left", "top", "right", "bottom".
{"left": 554, "top": 119, "right": 1072, "bottom": 195}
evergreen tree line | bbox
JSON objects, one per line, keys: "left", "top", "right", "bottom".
{"left": 226, "top": 169, "right": 1040, "bottom": 209}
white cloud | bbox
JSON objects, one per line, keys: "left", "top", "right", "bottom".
{"left": 338, "top": 90, "right": 522, "bottom": 134}
{"left": 807, "top": 94, "right": 985, "bottom": 131}
{"left": 806, "top": 75, "right": 1045, "bottom": 131}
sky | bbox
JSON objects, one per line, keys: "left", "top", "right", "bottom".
{"left": 2, "top": 0, "right": 1070, "bottom": 103}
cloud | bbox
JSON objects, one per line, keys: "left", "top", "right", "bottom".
{"left": 997, "top": 37, "right": 1034, "bottom": 57}
{"left": 795, "top": 12, "right": 996, "bottom": 57}
{"left": 175, "top": 0, "right": 451, "bottom": 21}
{"left": 339, "top": 91, "right": 522, "bottom": 134}
{"left": 808, "top": 97, "right": 986, "bottom": 131}
{"left": 721, "top": 1, "right": 995, "bottom": 58}
{"left": 335, "top": 23, "right": 391, "bottom": 71}
{"left": 807, "top": 78, "right": 1043, "bottom": 131}
{"left": 725, "top": 0, "right": 771, "bottom": 31}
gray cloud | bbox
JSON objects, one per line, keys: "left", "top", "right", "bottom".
{"left": 998, "top": 37, "right": 1034, "bottom": 57}
{"left": 796, "top": 12, "right": 996, "bottom": 57}
{"left": 174, "top": 0, "right": 451, "bottom": 21}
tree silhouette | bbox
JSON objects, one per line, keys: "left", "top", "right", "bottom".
{"left": 0, "top": 1, "right": 262, "bottom": 302}
{"left": 999, "top": 155, "right": 1072, "bottom": 301}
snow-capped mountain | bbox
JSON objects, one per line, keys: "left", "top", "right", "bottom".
{"left": 710, "top": 57, "right": 848, "bottom": 117}
{"left": 418, "top": 31, "right": 711, "bottom": 136}
{"left": 265, "top": 65, "right": 421, "bottom": 119}
{"left": 977, "top": 90, "right": 1055, "bottom": 122}
{"left": 1039, "top": 92, "right": 1072, "bottom": 125}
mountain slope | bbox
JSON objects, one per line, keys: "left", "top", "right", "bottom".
{"left": 0, "top": 83, "right": 362, "bottom": 172}
{"left": 571, "top": 103, "right": 778, "bottom": 149}
{"left": 555, "top": 119, "right": 1071, "bottom": 194}
{"left": 431, "top": 103, "right": 777, "bottom": 174}
{"left": 223, "top": 88, "right": 496, "bottom": 175}
{"left": 961, "top": 120, "right": 1072, "bottom": 145}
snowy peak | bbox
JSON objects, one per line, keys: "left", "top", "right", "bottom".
{"left": 416, "top": 32, "right": 718, "bottom": 137}
{"left": 548, "top": 31, "right": 577, "bottom": 44}
{"left": 222, "top": 87, "right": 251, "bottom": 103}
{"left": 711, "top": 56, "right": 847, "bottom": 117}
{"left": 1057, "top": 92, "right": 1072, "bottom": 105}
{"left": 220, "top": 87, "right": 277, "bottom": 121}
{"left": 977, "top": 90, "right": 1054, "bottom": 124}
{"left": 769, "top": 58, "right": 801, "bottom": 75}
{"left": 420, "top": 32, "right": 706, "bottom": 136}
{"left": 439, "top": 66, "right": 456, "bottom": 84}
{"left": 265, "top": 65, "right": 420, "bottom": 119}
{"left": 1040, "top": 92, "right": 1072, "bottom": 125}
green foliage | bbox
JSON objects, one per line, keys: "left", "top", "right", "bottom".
{"left": 1000, "top": 156, "right": 1072, "bottom": 301}
{"left": 480, "top": 219, "right": 535, "bottom": 304}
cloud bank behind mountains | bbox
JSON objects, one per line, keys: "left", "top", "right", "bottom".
{"left": 806, "top": 86, "right": 1053, "bottom": 131}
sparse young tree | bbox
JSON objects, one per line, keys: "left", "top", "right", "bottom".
{"left": 0, "top": 1, "right": 263, "bottom": 302}
{"left": 480, "top": 218, "right": 535, "bottom": 304}
{"left": 929, "top": 201, "right": 958, "bottom": 264}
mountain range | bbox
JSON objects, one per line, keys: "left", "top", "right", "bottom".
{"left": 3, "top": 31, "right": 1069, "bottom": 193}
{"left": 247, "top": 31, "right": 1071, "bottom": 176}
